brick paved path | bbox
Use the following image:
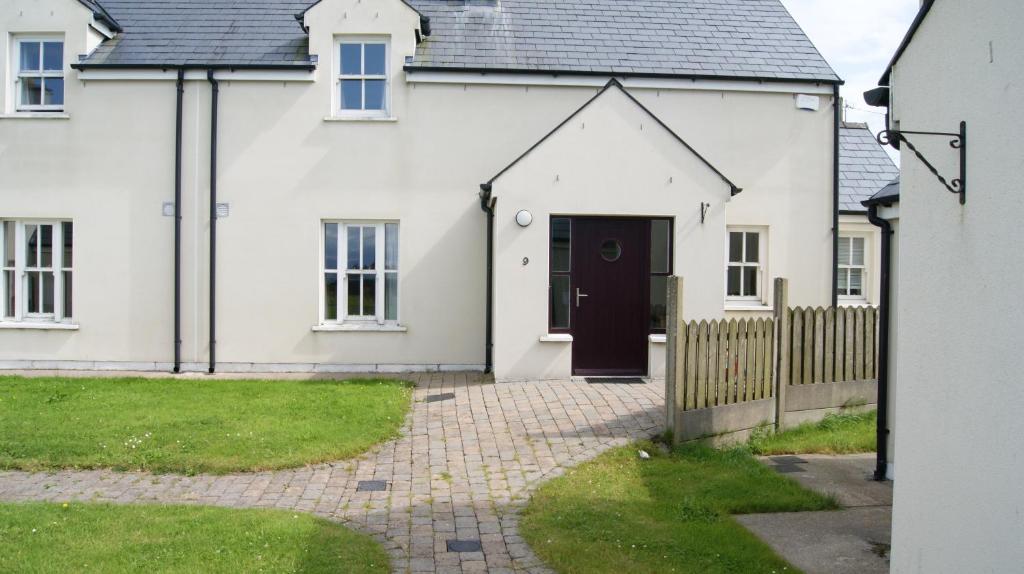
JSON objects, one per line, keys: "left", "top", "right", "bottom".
{"left": 0, "top": 373, "right": 663, "bottom": 573}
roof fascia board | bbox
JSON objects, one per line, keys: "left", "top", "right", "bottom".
{"left": 406, "top": 66, "right": 843, "bottom": 86}
{"left": 880, "top": 0, "right": 936, "bottom": 86}
{"left": 88, "top": 19, "right": 116, "bottom": 40}
{"left": 76, "top": 0, "right": 122, "bottom": 32}
{"left": 407, "top": 71, "right": 834, "bottom": 95}
{"left": 485, "top": 79, "right": 742, "bottom": 195}
{"left": 76, "top": 69, "right": 315, "bottom": 82}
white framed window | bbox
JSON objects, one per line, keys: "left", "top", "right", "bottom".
{"left": 14, "top": 37, "right": 64, "bottom": 112}
{"left": 1, "top": 220, "right": 73, "bottom": 322}
{"left": 726, "top": 227, "right": 767, "bottom": 304}
{"left": 322, "top": 221, "right": 399, "bottom": 324}
{"left": 838, "top": 235, "right": 868, "bottom": 301}
{"left": 335, "top": 37, "right": 389, "bottom": 118}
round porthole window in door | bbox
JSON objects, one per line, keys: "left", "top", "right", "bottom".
{"left": 600, "top": 239, "right": 622, "bottom": 262}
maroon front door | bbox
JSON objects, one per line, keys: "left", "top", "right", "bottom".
{"left": 571, "top": 218, "right": 650, "bottom": 376}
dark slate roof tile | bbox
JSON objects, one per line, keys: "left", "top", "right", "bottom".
{"left": 839, "top": 123, "right": 900, "bottom": 213}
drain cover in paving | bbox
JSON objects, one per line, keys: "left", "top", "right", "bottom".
{"left": 446, "top": 539, "right": 482, "bottom": 553}
{"left": 425, "top": 392, "right": 456, "bottom": 403}
{"left": 356, "top": 480, "right": 388, "bottom": 492}
{"left": 585, "top": 377, "right": 646, "bottom": 385}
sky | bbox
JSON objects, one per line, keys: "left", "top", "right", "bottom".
{"left": 780, "top": 0, "right": 920, "bottom": 160}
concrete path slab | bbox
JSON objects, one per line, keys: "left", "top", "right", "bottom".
{"left": 0, "top": 372, "right": 664, "bottom": 573}
{"left": 737, "top": 454, "right": 893, "bottom": 574}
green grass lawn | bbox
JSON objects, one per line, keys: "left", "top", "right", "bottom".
{"left": 0, "top": 502, "right": 388, "bottom": 573}
{"left": 0, "top": 376, "right": 412, "bottom": 474}
{"left": 749, "top": 411, "right": 876, "bottom": 456}
{"left": 521, "top": 441, "right": 837, "bottom": 574}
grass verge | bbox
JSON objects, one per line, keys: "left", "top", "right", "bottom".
{"left": 0, "top": 376, "right": 412, "bottom": 474}
{"left": 521, "top": 441, "right": 837, "bottom": 574}
{"left": 0, "top": 502, "right": 388, "bottom": 573}
{"left": 749, "top": 410, "right": 876, "bottom": 455}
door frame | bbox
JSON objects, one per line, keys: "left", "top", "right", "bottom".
{"left": 557, "top": 215, "right": 656, "bottom": 377}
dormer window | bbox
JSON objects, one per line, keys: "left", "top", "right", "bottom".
{"left": 15, "top": 37, "right": 64, "bottom": 112}
{"left": 336, "top": 37, "right": 389, "bottom": 119}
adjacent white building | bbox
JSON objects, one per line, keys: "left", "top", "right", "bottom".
{"left": 2, "top": 0, "right": 847, "bottom": 381}
{"left": 868, "top": 0, "right": 1024, "bottom": 571}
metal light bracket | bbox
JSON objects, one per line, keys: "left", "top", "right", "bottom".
{"left": 877, "top": 121, "right": 967, "bottom": 204}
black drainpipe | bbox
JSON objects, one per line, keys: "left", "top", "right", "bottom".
{"left": 831, "top": 84, "right": 841, "bottom": 308}
{"left": 867, "top": 203, "right": 892, "bottom": 481}
{"left": 207, "top": 70, "right": 219, "bottom": 374}
{"left": 478, "top": 184, "right": 494, "bottom": 374}
{"left": 173, "top": 69, "right": 184, "bottom": 373}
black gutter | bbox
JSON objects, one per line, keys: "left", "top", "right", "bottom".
{"left": 173, "top": 69, "right": 184, "bottom": 373}
{"left": 207, "top": 70, "right": 219, "bottom": 374}
{"left": 478, "top": 184, "right": 495, "bottom": 374}
{"left": 404, "top": 66, "right": 843, "bottom": 86}
{"left": 831, "top": 84, "right": 841, "bottom": 308}
{"left": 866, "top": 203, "right": 893, "bottom": 481}
{"left": 71, "top": 63, "right": 316, "bottom": 71}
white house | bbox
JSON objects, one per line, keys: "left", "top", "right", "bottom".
{"left": 866, "top": 0, "right": 1024, "bottom": 571}
{"left": 1, "top": 0, "right": 846, "bottom": 381}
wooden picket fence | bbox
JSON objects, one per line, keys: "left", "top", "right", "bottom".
{"left": 666, "top": 277, "right": 880, "bottom": 420}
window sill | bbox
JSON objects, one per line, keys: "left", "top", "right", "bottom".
{"left": 312, "top": 323, "right": 407, "bottom": 333}
{"left": 0, "top": 112, "right": 70, "bottom": 120}
{"left": 0, "top": 321, "right": 79, "bottom": 330}
{"left": 539, "top": 333, "right": 573, "bottom": 343}
{"left": 649, "top": 334, "right": 667, "bottom": 344}
{"left": 838, "top": 300, "right": 871, "bottom": 307}
{"left": 725, "top": 303, "right": 773, "bottom": 312}
{"left": 323, "top": 115, "right": 398, "bottom": 123}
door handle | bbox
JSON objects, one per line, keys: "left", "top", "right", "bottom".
{"left": 576, "top": 288, "right": 589, "bottom": 308}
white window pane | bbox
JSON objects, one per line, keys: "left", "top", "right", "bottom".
{"left": 27, "top": 271, "right": 39, "bottom": 313}
{"left": 851, "top": 238, "right": 865, "bottom": 266}
{"left": 362, "top": 274, "right": 376, "bottom": 316}
{"left": 728, "top": 232, "right": 743, "bottom": 263}
{"left": 838, "top": 237, "right": 851, "bottom": 266}
{"left": 340, "top": 79, "right": 362, "bottom": 110}
{"left": 550, "top": 275, "right": 570, "bottom": 329}
{"left": 3, "top": 270, "right": 14, "bottom": 317}
{"left": 742, "top": 266, "right": 758, "bottom": 297}
{"left": 650, "top": 219, "right": 670, "bottom": 274}
{"left": 43, "top": 78, "right": 63, "bottom": 106}
{"left": 61, "top": 222, "right": 72, "bottom": 268}
{"left": 42, "top": 42, "right": 62, "bottom": 71}
{"left": 62, "top": 270, "right": 72, "bottom": 318}
{"left": 838, "top": 268, "right": 849, "bottom": 293}
{"left": 849, "top": 269, "right": 863, "bottom": 295}
{"left": 40, "top": 225, "right": 52, "bottom": 268}
{"left": 324, "top": 223, "right": 338, "bottom": 270}
{"left": 324, "top": 273, "right": 338, "bottom": 320}
{"left": 20, "top": 42, "right": 40, "bottom": 71}
{"left": 3, "top": 222, "right": 13, "bottom": 267}
{"left": 364, "top": 80, "right": 385, "bottom": 110}
{"left": 385, "top": 272, "right": 398, "bottom": 321}
{"left": 340, "top": 43, "right": 362, "bottom": 75}
{"left": 385, "top": 223, "right": 399, "bottom": 270}
{"left": 346, "top": 273, "right": 360, "bottom": 315}
{"left": 346, "top": 226, "right": 360, "bottom": 269}
{"left": 745, "top": 232, "right": 759, "bottom": 263}
{"left": 364, "top": 44, "right": 386, "bottom": 75}
{"left": 362, "top": 227, "right": 375, "bottom": 270}
{"left": 20, "top": 77, "right": 42, "bottom": 106}
{"left": 25, "top": 225, "right": 38, "bottom": 267}
{"left": 727, "top": 266, "right": 741, "bottom": 296}
{"left": 42, "top": 272, "right": 54, "bottom": 314}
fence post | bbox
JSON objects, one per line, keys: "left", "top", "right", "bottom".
{"left": 664, "top": 276, "right": 683, "bottom": 437}
{"left": 773, "top": 278, "right": 789, "bottom": 430}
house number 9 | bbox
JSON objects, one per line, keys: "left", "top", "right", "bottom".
{"left": 522, "top": 257, "right": 530, "bottom": 266}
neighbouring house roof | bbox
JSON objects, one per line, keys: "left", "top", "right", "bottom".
{"left": 484, "top": 78, "right": 741, "bottom": 194}
{"left": 862, "top": 178, "right": 900, "bottom": 207}
{"left": 74, "top": 0, "right": 840, "bottom": 82}
{"left": 77, "top": 0, "right": 317, "bottom": 69}
{"left": 839, "top": 122, "right": 900, "bottom": 213}
{"left": 879, "top": 0, "right": 935, "bottom": 86}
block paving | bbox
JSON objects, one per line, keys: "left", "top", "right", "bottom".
{"left": 0, "top": 373, "right": 663, "bottom": 573}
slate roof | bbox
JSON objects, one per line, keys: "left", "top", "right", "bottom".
{"left": 839, "top": 122, "right": 900, "bottom": 213}
{"left": 78, "top": 0, "right": 315, "bottom": 68}
{"left": 407, "top": 0, "right": 840, "bottom": 82}
{"left": 75, "top": 0, "right": 839, "bottom": 82}
{"left": 862, "top": 178, "right": 899, "bottom": 207}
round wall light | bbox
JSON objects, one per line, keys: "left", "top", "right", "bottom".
{"left": 515, "top": 210, "right": 533, "bottom": 227}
